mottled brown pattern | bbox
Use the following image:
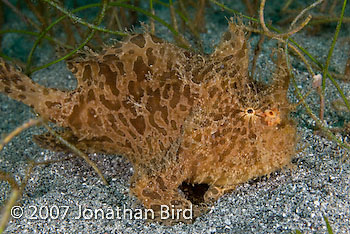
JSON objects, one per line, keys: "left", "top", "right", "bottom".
{"left": 0, "top": 22, "right": 297, "bottom": 222}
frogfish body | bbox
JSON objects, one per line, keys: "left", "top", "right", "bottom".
{"left": 0, "top": 22, "right": 297, "bottom": 222}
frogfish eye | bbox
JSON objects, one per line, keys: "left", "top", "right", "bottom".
{"left": 247, "top": 108, "right": 254, "bottom": 114}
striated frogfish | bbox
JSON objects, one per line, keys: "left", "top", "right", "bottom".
{"left": 0, "top": 22, "right": 297, "bottom": 222}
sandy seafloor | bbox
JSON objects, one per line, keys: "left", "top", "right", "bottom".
{"left": 1, "top": 1, "right": 350, "bottom": 233}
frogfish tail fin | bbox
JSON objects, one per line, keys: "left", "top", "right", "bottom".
{"left": 0, "top": 58, "right": 70, "bottom": 123}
